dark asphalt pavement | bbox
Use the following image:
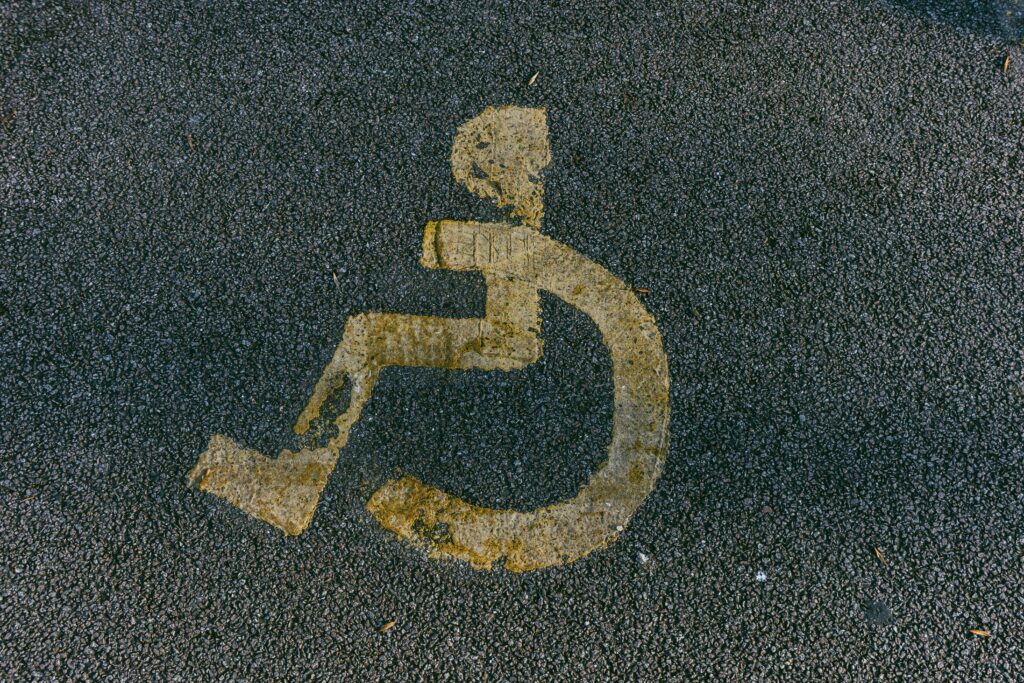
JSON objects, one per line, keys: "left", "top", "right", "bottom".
{"left": 3, "top": 0, "right": 1024, "bottom": 679}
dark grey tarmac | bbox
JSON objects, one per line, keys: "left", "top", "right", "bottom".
{"left": 2, "top": 0, "right": 1024, "bottom": 679}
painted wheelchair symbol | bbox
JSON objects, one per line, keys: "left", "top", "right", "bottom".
{"left": 189, "top": 106, "right": 670, "bottom": 571}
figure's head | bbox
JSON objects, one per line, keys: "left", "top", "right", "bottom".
{"left": 451, "top": 106, "right": 551, "bottom": 228}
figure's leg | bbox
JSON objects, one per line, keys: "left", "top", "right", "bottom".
{"left": 299, "top": 222, "right": 548, "bottom": 446}
{"left": 325, "top": 364, "right": 379, "bottom": 452}
{"left": 294, "top": 286, "right": 542, "bottom": 437}
{"left": 292, "top": 345, "right": 349, "bottom": 436}
{"left": 293, "top": 311, "right": 508, "bottom": 438}
{"left": 294, "top": 312, "right": 375, "bottom": 436}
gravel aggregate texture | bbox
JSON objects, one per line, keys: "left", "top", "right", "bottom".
{"left": 2, "top": 0, "right": 1024, "bottom": 679}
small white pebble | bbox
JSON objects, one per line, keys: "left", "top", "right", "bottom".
{"left": 615, "top": 525, "right": 624, "bottom": 532}
{"left": 638, "top": 552, "right": 649, "bottom": 564}
{"left": 755, "top": 570, "right": 768, "bottom": 583}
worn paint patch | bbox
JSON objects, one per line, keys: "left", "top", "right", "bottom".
{"left": 189, "top": 106, "right": 671, "bottom": 571}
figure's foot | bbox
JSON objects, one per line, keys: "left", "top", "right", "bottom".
{"left": 188, "top": 434, "right": 338, "bottom": 535}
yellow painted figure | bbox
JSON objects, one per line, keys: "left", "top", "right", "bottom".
{"left": 189, "top": 106, "right": 671, "bottom": 572}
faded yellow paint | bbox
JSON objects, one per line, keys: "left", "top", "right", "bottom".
{"left": 450, "top": 105, "right": 550, "bottom": 229}
{"left": 366, "top": 220, "right": 670, "bottom": 571}
{"left": 188, "top": 105, "right": 670, "bottom": 572}
{"left": 189, "top": 435, "right": 336, "bottom": 536}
